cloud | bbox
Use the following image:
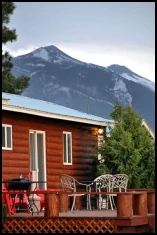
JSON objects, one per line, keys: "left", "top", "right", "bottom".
{"left": 2, "top": 45, "right": 38, "bottom": 57}
{"left": 57, "top": 43, "right": 155, "bottom": 82}
{"left": 3, "top": 43, "right": 155, "bottom": 82}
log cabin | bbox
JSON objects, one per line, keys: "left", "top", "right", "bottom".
{"left": 2, "top": 92, "right": 115, "bottom": 189}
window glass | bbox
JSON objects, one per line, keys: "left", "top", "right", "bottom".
{"left": 7, "top": 127, "right": 11, "bottom": 148}
{"left": 63, "top": 133, "right": 72, "bottom": 164}
{"left": 2, "top": 125, "right": 12, "bottom": 149}
{"left": 30, "top": 132, "right": 36, "bottom": 170}
{"left": 68, "top": 134, "right": 71, "bottom": 163}
{"left": 63, "top": 134, "right": 67, "bottom": 163}
{"left": 2, "top": 126, "right": 5, "bottom": 147}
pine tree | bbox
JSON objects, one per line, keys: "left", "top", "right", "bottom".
{"left": 98, "top": 102, "right": 155, "bottom": 188}
{"left": 2, "top": 2, "right": 30, "bottom": 94}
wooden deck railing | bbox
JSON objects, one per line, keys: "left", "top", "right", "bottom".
{"left": 2, "top": 189, "right": 155, "bottom": 233}
{"left": 2, "top": 189, "right": 155, "bottom": 217}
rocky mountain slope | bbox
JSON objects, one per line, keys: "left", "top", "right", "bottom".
{"left": 12, "top": 45, "right": 155, "bottom": 131}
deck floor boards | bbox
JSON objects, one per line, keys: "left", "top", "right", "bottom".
{"left": 8, "top": 209, "right": 153, "bottom": 218}
{"left": 8, "top": 209, "right": 117, "bottom": 217}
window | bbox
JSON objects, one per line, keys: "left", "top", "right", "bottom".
{"left": 63, "top": 132, "right": 72, "bottom": 164}
{"left": 2, "top": 124, "right": 12, "bottom": 150}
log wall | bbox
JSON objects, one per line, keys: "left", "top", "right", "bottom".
{"left": 2, "top": 110, "right": 99, "bottom": 188}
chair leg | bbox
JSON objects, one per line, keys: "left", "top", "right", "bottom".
{"left": 88, "top": 186, "right": 92, "bottom": 210}
{"left": 89, "top": 195, "right": 92, "bottom": 210}
{"left": 111, "top": 196, "right": 116, "bottom": 209}
{"left": 71, "top": 196, "right": 76, "bottom": 211}
{"left": 86, "top": 194, "right": 89, "bottom": 210}
{"left": 109, "top": 195, "right": 113, "bottom": 210}
{"left": 98, "top": 195, "right": 102, "bottom": 210}
{"left": 106, "top": 195, "right": 109, "bottom": 209}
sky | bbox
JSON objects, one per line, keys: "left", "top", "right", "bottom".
{"left": 4, "top": 2, "right": 155, "bottom": 82}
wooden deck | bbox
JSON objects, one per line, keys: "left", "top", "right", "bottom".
{"left": 6, "top": 209, "right": 154, "bottom": 218}
{"left": 2, "top": 189, "right": 155, "bottom": 233}
{"left": 8, "top": 209, "right": 117, "bottom": 217}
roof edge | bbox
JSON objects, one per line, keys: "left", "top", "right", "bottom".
{"left": 2, "top": 104, "right": 115, "bottom": 127}
{"left": 142, "top": 119, "right": 154, "bottom": 139}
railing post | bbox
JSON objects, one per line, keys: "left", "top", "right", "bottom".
{"left": 133, "top": 192, "right": 147, "bottom": 216}
{"left": 147, "top": 192, "right": 155, "bottom": 214}
{"left": 59, "top": 193, "right": 69, "bottom": 212}
{"left": 117, "top": 193, "right": 133, "bottom": 218}
{"left": 75, "top": 196, "right": 82, "bottom": 210}
{"left": 44, "top": 193, "right": 59, "bottom": 217}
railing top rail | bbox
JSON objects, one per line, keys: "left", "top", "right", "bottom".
{"left": 128, "top": 188, "right": 155, "bottom": 191}
{"left": 2, "top": 181, "right": 46, "bottom": 183}
{"left": 2, "top": 190, "right": 155, "bottom": 195}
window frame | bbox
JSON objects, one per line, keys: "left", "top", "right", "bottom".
{"left": 2, "top": 124, "right": 13, "bottom": 150}
{"left": 63, "top": 131, "right": 72, "bottom": 165}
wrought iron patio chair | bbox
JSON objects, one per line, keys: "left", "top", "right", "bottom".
{"left": 94, "top": 174, "right": 114, "bottom": 210}
{"left": 59, "top": 174, "right": 92, "bottom": 211}
{"left": 110, "top": 174, "right": 129, "bottom": 209}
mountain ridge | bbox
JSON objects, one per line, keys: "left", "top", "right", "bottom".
{"left": 11, "top": 45, "right": 155, "bottom": 131}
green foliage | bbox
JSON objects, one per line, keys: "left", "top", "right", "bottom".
{"left": 2, "top": 2, "right": 17, "bottom": 44}
{"left": 2, "top": 2, "right": 30, "bottom": 94}
{"left": 98, "top": 102, "right": 155, "bottom": 188}
{"left": 2, "top": 202, "right": 7, "bottom": 224}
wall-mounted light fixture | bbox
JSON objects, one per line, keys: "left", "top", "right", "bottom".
{"left": 98, "top": 128, "right": 104, "bottom": 134}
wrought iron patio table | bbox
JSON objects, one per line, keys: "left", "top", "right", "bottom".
{"left": 79, "top": 181, "right": 96, "bottom": 210}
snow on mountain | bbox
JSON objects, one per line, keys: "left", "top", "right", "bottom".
{"left": 11, "top": 46, "right": 155, "bottom": 131}
{"left": 53, "top": 53, "right": 84, "bottom": 66}
{"left": 31, "top": 46, "right": 85, "bottom": 66}
{"left": 110, "top": 77, "right": 132, "bottom": 105}
{"left": 120, "top": 73, "right": 154, "bottom": 92}
{"left": 27, "top": 63, "right": 46, "bottom": 67}
{"left": 27, "top": 45, "right": 109, "bottom": 70}
{"left": 107, "top": 64, "right": 155, "bottom": 92}
{"left": 33, "top": 48, "right": 50, "bottom": 61}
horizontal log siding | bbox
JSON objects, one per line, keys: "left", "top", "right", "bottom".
{"left": 2, "top": 111, "right": 99, "bottom": 188}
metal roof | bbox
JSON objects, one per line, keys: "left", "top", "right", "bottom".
{"left": 2, "top": 92, "right": 115, "bottom": 126}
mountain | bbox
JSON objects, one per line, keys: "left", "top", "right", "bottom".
{"left": 11, "top": 45, "right": 155, "bottom": 131}
{"left": 107, "top": 64, "right": 154, "bottom": 92}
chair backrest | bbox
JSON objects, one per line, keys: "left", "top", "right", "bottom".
{"left": 112, "top": 174, "right": 128, "bottom": 192}
{"left": 59, "top": 174, "right": 76, "bottom": 192}
{"left": 94, "top": 174, "right": 113, "bottom": 192}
